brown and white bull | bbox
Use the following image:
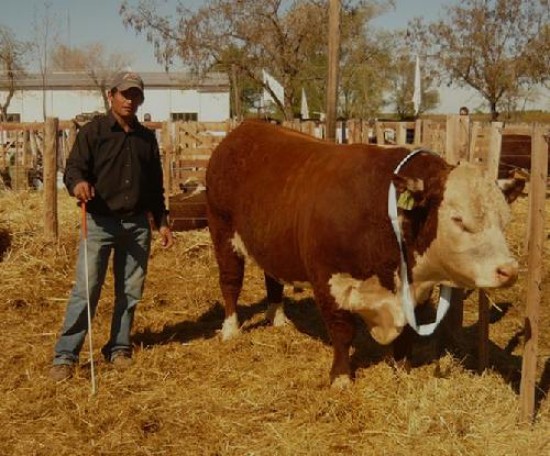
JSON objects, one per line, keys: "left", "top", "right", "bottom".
{"left": 205, "top": 120, "right": 524, "bottom": 387}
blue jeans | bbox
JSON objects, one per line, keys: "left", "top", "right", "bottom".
{"left": 53, "top": 212, "right": 151, "bottom": 365}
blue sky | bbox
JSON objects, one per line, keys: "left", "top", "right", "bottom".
{"left": 1, "top": 0, "right": 547, "bottom": 113}
{"left": 1, "top": 0, "right": 451, "bottom": 71}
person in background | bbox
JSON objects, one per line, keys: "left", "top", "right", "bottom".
{"left": 49, "top": 71, "right": 174, "bottom": 382}
{"left": 459, "top": 106, "right": 470, "bottom": 116}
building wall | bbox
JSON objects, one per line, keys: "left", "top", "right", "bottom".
{"left": 2, "top": 87, "right": 230, "bottom": 122}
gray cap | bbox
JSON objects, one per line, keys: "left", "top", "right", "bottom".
{"left": 110, "top": 71, "right": 144, "bottom": 93}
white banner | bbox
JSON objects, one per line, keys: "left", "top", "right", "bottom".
{"left": 262, "top": 69, "right": 284, "bottom": 108}
{"left": 412, "top": 55, "right": 421, "bottom": 115}
{"left": 301, "top": 88, "right": 309, "bottom": 119}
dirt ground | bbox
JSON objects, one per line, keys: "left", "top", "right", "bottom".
{"left": 0, "top": 189, "right": 549, "bottom": 456}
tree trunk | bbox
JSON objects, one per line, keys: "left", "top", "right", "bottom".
{"left": 490, "top": 101, "right": 498, "bottom": 121}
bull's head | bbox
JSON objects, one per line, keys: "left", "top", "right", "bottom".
{"left": 395, "top": 163, "right": 525, "bottom": 289}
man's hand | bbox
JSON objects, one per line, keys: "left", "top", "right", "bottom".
{"left": 73, "top": 181, "right": 95, "bottom": 202}
{"left": 158, "top": 226, "right": 174, "bottom": 249}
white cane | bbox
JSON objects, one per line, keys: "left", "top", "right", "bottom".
{"left": 81, "top": 202, "right": 97, "bottom": 395}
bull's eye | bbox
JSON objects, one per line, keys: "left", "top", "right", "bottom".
{"left": 452, "top": 215, "right": 473, "bottom": 233}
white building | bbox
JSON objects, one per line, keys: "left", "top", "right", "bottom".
{"left": 0, "top": 71, "right": 230, "bottom": 122}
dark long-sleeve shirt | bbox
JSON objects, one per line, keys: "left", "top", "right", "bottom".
{"left": 63, "top": 112, "right": 167, "bottom": 228}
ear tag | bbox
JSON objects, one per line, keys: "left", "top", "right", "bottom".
{"left": 397, "top": 190, "right": 415, "bottom": 210}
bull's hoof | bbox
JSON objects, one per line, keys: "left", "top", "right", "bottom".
{"left": 331, "top": 375, "right": 352, "bottom": 389}
{"left": 391, "top": 358, "right": 412, "bottom": 374}
{"left": 265, "top": 303, "right": 290, "bottom": 327}
{"left": 220, "top": 314, "right": 240, "bottom": 341}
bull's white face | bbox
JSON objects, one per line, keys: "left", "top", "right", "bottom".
{"left": 416, "top": 163, "right": 518, "bottom": 289}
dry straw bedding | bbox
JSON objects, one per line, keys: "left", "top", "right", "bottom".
{"left": 0, "top": 190, "right": 549, "bottom": 456}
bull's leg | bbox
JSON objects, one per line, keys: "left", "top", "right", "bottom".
{"left": 208, "top": 216, "right": 245, "bottom": 341}
{"left": 264, "top": 273, "right": 289, "bottom": 327}
{"left": 315, "top": 287, "right": 356, "bottom": 388}
{"left": 218, "top": 254, "right": 245, "bottom": 341}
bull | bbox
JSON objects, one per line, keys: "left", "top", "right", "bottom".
{"left": 205, "top": 120, "right": 524, "bottom": 387}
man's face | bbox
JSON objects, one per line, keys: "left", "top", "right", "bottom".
{"left": 109, "top": 88, "right": 144, "bottom": 118}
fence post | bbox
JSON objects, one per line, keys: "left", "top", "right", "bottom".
{"left": 421, "top": 119, "right": 433, "bottom": 150}
{"left": 486, "top": 122, "right": 503, "bottom": 180}
{"left": 396, "top": 123, "right": 407, "bottom": 145}
{"left": 375, "top": 121, "right": 384, "bottom": 145}
{"left": 473, "top": 121, "right": 504, "bottom": 371}
{"left": 519, "top": 125, "right": 547, "bottom": 423}
{"left": 468, "top": 121, "right": 481, "bottom": 163}
{"left": 347, "top": 119, "right": 360, "bottom": 144}
{"left": 443, "top": 115, "right": 470, "bottom": 339}
{"left": 43, "top": 117, "right": 58, "bottom": 241}
{"left": 477, "top": 290, "right": 490, "bottom": 372}
{"left": 161, "top": 121, "right": 174, "bottom": 200}
{"left": 445, "top": 114, "right": 469, "bottom": 164}
{"left": 325, "top": 0, "right": 341, "bottom": 142}
{"left": 414, "top": 119, "right": 422, "bottom": 146}
{"left": 65, "top": 121, "right": 78, "bottom": 170}
{"left": 22, "top": 130, "right": 31, "bottom": 168}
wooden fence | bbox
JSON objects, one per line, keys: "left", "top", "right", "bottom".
{"left": 1, "top": 116, "right": 543, "bottom": 195}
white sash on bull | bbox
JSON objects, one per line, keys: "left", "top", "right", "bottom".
{"left": 388, "top": 149, "right": 452, "bottom": 336}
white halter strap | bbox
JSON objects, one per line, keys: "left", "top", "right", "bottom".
{"left": 388, "top": 149, "right": 452, "bottom": 336}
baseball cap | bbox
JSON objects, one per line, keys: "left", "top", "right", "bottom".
{"left": 110, "top": 71, "right": 144, "bottom": 93}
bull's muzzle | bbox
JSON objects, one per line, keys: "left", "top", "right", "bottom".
{"left": 495, "top": 260, "right": 519, "bottom": 287}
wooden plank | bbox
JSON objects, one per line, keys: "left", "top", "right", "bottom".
{"left": 445, "top": 114, "right": 469, "bottom": 164}
{"left": 178, "top": 147, "right": 215, "bottom": 157}
{"left": 346, "top": 119, "right": 360, "bottom": 144}
{"left": 445, "top": 287, "right": 465, "bottom": 342}
{"left": 420, "top": 119, "right": 432, "bottom": 149}
{"left": 174, "top": 170, "right": 206, "bottom": 182}
{"left": 172, "top": 159, "right": 209, "bottom": 169}
{"left": 0, "top": 120, "right": 75, "bottom": 131}
{"left": 396, "top": 123, "right": 407, "bottom": 145}
{"left": 468, "top": 121, "right": 481, "bottom": 163}
{"left": 176, "top": 153, "right": 212, "bottom": 161}
{"left": 375, "top": 122, "right": 384, "bottom": 145}
{"left": 414, "top": 119, "right": 422, "bottom": 146}
{"left": 503, "top": 123, "right": 531, "bottom": 136}
{"left": 22, "top": 130, "right": 31, "bottom": 168}
{"left": 161, "top": 122, "right": 174, "bottom": 198}
{"left": 519, "top": 124, "right": 547, "bottom": 423}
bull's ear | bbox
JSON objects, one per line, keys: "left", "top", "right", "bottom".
{"left": 393, "top": 175, "right": 424, "bottom": 194}
{"left": 497, "top": 176, "right": 526, "bottom": 204}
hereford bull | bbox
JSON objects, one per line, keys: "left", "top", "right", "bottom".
{"left": 205, "top": 120, "right": 524, "bottom": 387}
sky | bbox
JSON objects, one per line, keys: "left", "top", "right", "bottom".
{"left": 1, "top": 0, "right": 548, "bottom": 114}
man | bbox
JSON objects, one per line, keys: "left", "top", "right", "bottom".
{"left": 50, "top": 71, "right": 174, "bottom": 381}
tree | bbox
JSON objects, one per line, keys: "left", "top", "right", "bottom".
{"left": 332, "top": 3, "right": 397, "bottom": 119}
{"left": 408, "top": 0, "right": 550, "bottom": 120}
{"left": 0, "top": 26, "right": 29, "bottom": 122}
{"left": 31, "top": 1, "right": 58, "bottom": 121}
{"left": 120, "top": 0, "right": 395, "bottom": 120}
{"left": 50, "top": 43, "right": 133, "bottom": 112}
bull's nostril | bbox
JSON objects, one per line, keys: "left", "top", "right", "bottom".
{"left": 496, "top": 263, "right": 518, "bottom": 285}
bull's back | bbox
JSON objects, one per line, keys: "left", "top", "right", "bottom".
{"left": 207, "top": 121, "right": 325, "bottom": 209}
{"left": 205, "top": 120, "right": 418, "bottom": 281}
